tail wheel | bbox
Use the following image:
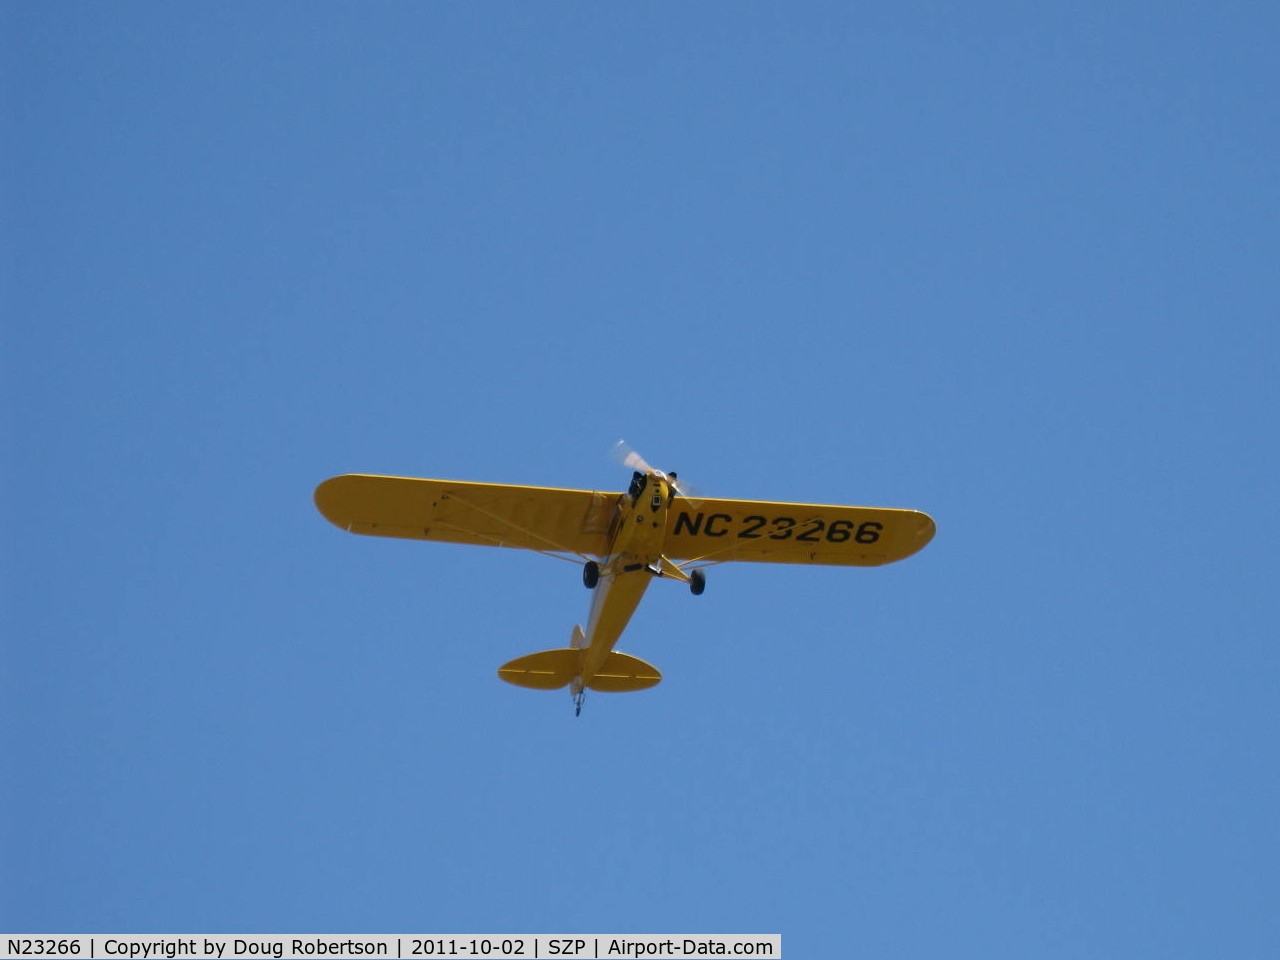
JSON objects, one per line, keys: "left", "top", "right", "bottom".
{"left": 689, "top": 568, "right": 706, "bottom": 595}
{"left": 583, "top": 561, "right": 600, "bottom": 589}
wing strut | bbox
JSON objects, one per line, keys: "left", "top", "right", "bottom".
{"left": 436, "top": 491, "right": 605, "bottom": 561}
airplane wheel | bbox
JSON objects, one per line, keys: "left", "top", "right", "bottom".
{"left": 690, "top": 569, "right": 706, "bottom": 596}
{"left": 583, "top": 561, "right": 600, "bottom": 589}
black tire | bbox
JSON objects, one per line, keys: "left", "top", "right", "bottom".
{"left": 689, "top": 568, "right": 706, "bottom": 596}
{"left": 583, "top": 561, "right": 600, "bottom": 589}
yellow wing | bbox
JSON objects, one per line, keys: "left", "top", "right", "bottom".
{"left": 314, "top": 474, "right": 619, "bottom": 556}
{"left": 663, "top": 497, "right": 935, "bottom": 566}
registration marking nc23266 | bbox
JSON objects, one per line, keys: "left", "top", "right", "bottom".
{"left": 672, "top": 511, "right": 883, "bottom": 544}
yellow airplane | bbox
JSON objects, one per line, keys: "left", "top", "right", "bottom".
{"left": 314, "top": 444, "right": 935, "bottom": 714}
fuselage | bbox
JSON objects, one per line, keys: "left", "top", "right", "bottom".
{"left": 578, "top": 472, "right": 674, "bottom": 685}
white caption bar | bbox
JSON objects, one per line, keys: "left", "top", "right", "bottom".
{"left": 1, "top": 937, "right": 781, "bottom": 960}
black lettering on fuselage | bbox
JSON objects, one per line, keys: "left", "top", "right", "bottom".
{"left": 671, "top": 511, "right": 879, "bottom": 545}
{"left": 704, "top": 513, "right": 732, "bottom": 536}
{"left": 673, "top": 512, "right": 703, "bottom": 536}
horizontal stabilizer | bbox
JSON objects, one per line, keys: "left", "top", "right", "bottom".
{"left": 497, "top": 648, "right": 662, "bottom": 693}
{"left": 587, "top": 651, "right": 662, "bottom": 693}
{"left": 498, "top": 649, "right": 580, "bottom": 690}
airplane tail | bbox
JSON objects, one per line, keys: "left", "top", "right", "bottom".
{"left": 497, "top": 648, "right": 661, "bottom": 692}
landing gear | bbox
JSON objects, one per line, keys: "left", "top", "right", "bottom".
{"left": 582, "top": 561, "right": 600, "bottom": 589}
{"left": 689, "top": 568, "right": 706, "bottom": 596}
{"left": 574, "top": 689, "right": 585, "bottom": 717}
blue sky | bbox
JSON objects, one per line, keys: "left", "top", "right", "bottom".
{"left": 4, "top": 3, "right": 1278, "bottom": 955}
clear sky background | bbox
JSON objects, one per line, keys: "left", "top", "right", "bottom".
{"left": 4, "top": 3, "right": 1277, "bottom": 956}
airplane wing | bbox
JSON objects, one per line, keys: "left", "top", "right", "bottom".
{"left": 662, "top": 496, "right": 935, "bottom": 567}
{"left": 314, "top": 474, "right": 619, "bottom": 557}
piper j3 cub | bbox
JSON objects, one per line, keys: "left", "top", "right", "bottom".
{"left": 314, "top": 443, "right": 935, "bottom": 715}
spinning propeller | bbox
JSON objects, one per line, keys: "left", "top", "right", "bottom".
{"left": 611, "top": 440, "right": 698, "bottom": 500}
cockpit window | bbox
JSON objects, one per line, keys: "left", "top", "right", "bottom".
{"left": 628, "top": 471, "right": 647, "bottom": 502}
